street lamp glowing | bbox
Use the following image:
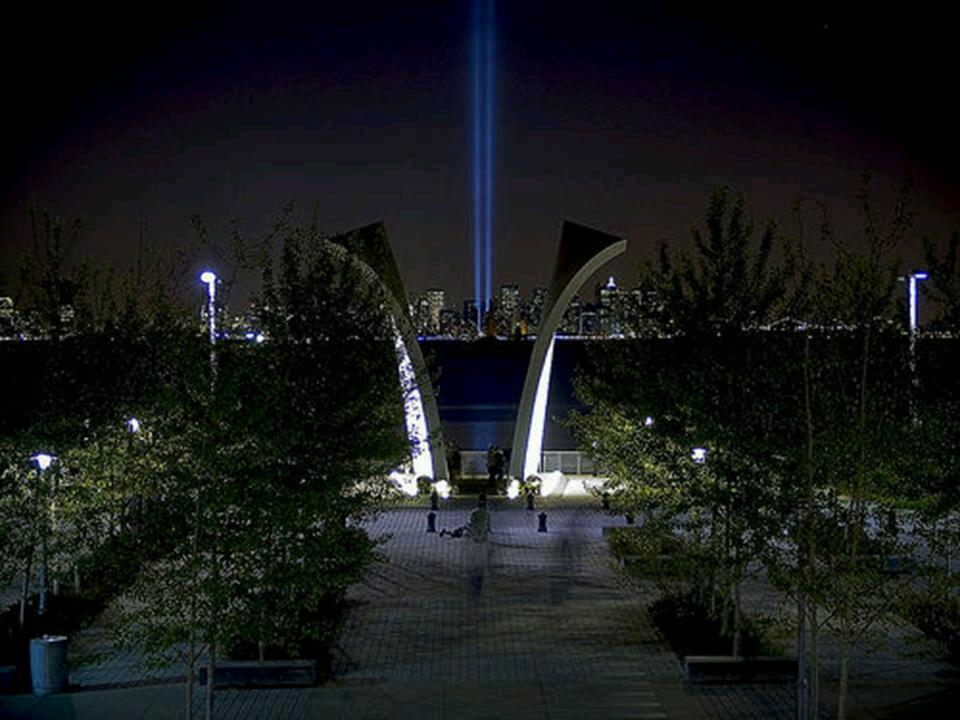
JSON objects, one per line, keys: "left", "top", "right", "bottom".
{"left": 691, "top": 447, "right": 707, "bottom": 464}
{"left": 200, "top": 270, "right": 218, "bottom": 353}
{"left": 907, "top": 271, "right": 928, "bottom": 333}
{"left": 644, "top": 416, "right": 655, "bottom": 427}
{"left": 32, "top": 453, "right": 55, "bottom": 471}
{"left": 127, "top": 417, "right": 141, "bottom": 433}
{"left": 30, "top": 451, "right": 56, "bottom": 616}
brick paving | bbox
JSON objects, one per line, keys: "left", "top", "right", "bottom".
{"left": 2, "top": 497, "right": 955, "bottom": 719}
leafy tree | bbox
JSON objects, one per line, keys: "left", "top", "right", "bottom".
{"left": 773, "top": 174, "right": 920, "bottom": 719}
{"left": 572, "top": 188, "right": 802, "bottom": 656}
{"left": 923, "top": 231, "right": 960, "bottom": 330}
{"left": 117, "top": 213, "right": 408, "bottom": 719}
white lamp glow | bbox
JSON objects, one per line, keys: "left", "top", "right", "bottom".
{"left": 32, "top": 453, "right": 55, "bottom": 471}
{"left": 199, "top": 270, "right": 218, "bottom": 347}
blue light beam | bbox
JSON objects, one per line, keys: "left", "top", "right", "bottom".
{"left": 483, "top": 0, "right": 494, "bottom": 316}
{"left": 472, "top": 3, "right": 483, "bottom": 331}
{"left": 472, "top": 0, "right": 495, "bottom": 332}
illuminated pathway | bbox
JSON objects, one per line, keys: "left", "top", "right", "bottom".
{"left": 5, "top": 500, "right": 955, "bottom": 719}
{"left": 334, "top": 499, "right": 702, "bottom": 719}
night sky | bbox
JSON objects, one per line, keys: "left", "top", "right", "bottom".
{"left": 2, "top": 2, "right": 958, "bottom": 306}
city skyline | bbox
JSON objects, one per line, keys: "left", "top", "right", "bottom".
{"left": 2, "top": 4, "right": 958, "bottom": 303}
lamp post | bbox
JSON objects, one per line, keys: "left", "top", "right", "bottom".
{"left": 904, "top": 270, "right": 927, "bottom": 421}
{"left": 31, "top": 453, "right": 56, "bottom": 616}
{"left": 907, "top": 271, "right": 928, "bottom": 337}
{"left": 200, "top": 271, "right": 217, "bottom": 344}
{"left": 200, "top": 270, "right": 218, "bottom": 378}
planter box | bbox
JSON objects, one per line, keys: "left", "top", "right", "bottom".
{"left": 0, "top": 665, "right": 15, "bottom": 694}
{"left": 854, "top": 555, "right": 919, "bottom": 575}
{"left": 685, "top": 655, "right": 797, "bottom": 684}
{"left": 617, "top": 554, "right": 675, "bottom": 569}
{"left": 602, "top": 525, "right": 645, "bottom": 537}
{"left": 197, "top": 660, "right": 318, "bottom": 688}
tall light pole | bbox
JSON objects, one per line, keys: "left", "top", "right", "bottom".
{"left": 907, "top": 270, "right": 928, "bottom": 336}
{"left": 31, "top": 453, "right": 56, "bottom": 616}
{"left": 905, "top": 270, "right": 927, "bottom": 421}
{"left": 200, "top": 270, "right": 218, "bottom": 379}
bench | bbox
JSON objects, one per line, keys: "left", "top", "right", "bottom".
{"left": 197, "top": 660, "right": 318, "bottom": 688}
{"left": 685, "top": 656, "right": 797, "bottom": 684}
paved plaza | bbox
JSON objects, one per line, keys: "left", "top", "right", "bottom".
{"left": 1, "top": 498, "right": 956, "bottom": 718}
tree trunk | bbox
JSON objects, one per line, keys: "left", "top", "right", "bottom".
{"left": 185, "top": 487, "right": 202, "bottom": 720}
{"left": 837, "top": 638, "right": 851, "bottom": 719}
{"left": 185, "top": 647, "right": 196, "bottom": 720}
{"left": 732, "top": 575, "right": 741, "bottom": 658}
{"left": 811, "top": 605, "right": 820, "bottom": 719}
{"left": 205, "top": 638, "right": 216, "bottom": 720}
{"left": 205, "top": 519, "right": 220, "bottom": 720}
{"left": 796, "top": 592, "right": 808, "bottom": 720}
{"left": 802, "top": 331, "right": 819, "bottom": 719}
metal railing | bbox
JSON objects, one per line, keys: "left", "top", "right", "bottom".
{"left": 455, "top": 449, "right": 596, "bottom": 476}
{"left": 538, "top": 450, "right": 596, "bottom": 475}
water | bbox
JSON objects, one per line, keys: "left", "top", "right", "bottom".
{"left": 423, "top": 338, "right": 588, "bottom": 452}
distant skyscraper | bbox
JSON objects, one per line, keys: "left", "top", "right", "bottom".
{"left": 425, "top": 288, "right": 444, "bottom": 335}
{"left": 439, "top": 308, "right": 460, "bottom": 337}
{"left": 597, "top": 275, "right": 621, "bottom": 337}
{"left": 463, "top": 299, "right": 480, "bottom": 330}
{"left": 411, "top": 295, "right": 431, "bottom": 335}
{"left": 0, "top": 296, "right": 14, "bottom": 338}
{"left": 497, "top": 284, "right": 520, "bottom": 336}
{"left": 598, "top": 275, "right": 617, "bottom": 307}
{"left": 561, "top": 296, "right": 582, "bottom": 335}
{"left": 526, "top": 287, "right": 546, "bottom": 331}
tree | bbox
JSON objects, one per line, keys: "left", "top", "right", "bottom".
{"left": 117, "top": 212, "right": 409, "bottom": 719}
{"left": 923, "top": 231, "right": 960, "bottom": 330}
{"left": 773, "top": 174, "right": 920, "bottom": 719}
{"left": 572, "top": 188, "right": 802, "bottom": 656}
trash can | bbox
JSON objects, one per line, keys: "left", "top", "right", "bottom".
{"left": 30, "top": 635, "right": 68, "bottom": 695}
